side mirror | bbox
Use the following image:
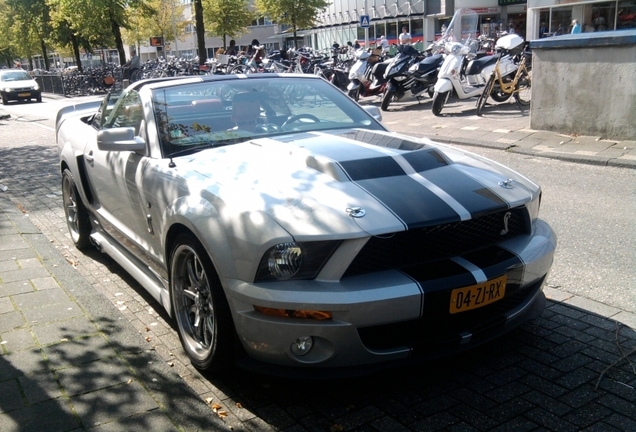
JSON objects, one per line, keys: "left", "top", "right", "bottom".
{"left": 97, "top": 127, "right": 146, "bottom": 152}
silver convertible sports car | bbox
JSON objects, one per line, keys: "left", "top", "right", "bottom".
{"left": 57, "top": 74, "right": 556, "bottom": 376}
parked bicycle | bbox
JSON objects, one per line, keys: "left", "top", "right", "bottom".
{"left": 476, "top": 50, "right": 532, "bottom": 116}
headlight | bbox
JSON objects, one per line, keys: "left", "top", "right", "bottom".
{"left": 268, "top": 242, "right": 302, "bottom": 280}
{"left": 33, "top": 84, "right": 40, "bottom": 90}
{"left": 255, "top": 241, "right": 341, "bottom": 282}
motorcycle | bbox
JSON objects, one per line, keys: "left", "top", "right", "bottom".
{"left": 380, "top": 44, "right": 444, "bottom": 111}
{"left": 347, "top": 46, "right": 386, "bottom": 102}
{"left": 431, "top": 8, "right": 521, "bottom": 116}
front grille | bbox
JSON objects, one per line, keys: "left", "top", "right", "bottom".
{"left": 357, "top": 277, "right": 544, "bottom": 354}
{"left": 344, "top": 207, "right": 528, "bottom": 277}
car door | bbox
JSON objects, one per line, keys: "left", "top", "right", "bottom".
{"left": 84, "top": 90, "right": 152, "bottom": 254}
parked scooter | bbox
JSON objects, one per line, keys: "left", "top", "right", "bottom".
{"left": 380, "top": 44, "right": 444, "bottom": 111}
{"left": 347, "top": 45, "right": 386, "bottom": 102}
{"left": 431, "top": 8, "right": 521, "bottom": 116}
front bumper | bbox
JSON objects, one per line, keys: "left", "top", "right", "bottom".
{"left": 2, "top": 89, "right": 41, "bottom": 101}
{"left": 225, "top": 219, "right": 556, "bottom": 374}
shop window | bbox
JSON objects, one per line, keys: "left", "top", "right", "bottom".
{"left": 617, "top": 1, "right": 636, "bottom": 30}
{"left": 589, "top": 2, "right": 616, "bottom": 31}
{"left": 550, "top": 7, "right": 572, "bottom": 36}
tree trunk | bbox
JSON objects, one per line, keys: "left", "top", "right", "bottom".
{"left": 193, "top": 0, "right": 207, "bottom": 65}
{"left": 110, "top": 15, "right": 126, "bottom": 66}
{"left": 40, "top": 39, "right": 50, "bottom": 71}
{"left": 70, "top": 33, "right": 82, "bottom": 72}
{"left": 293, "top": 24, "right": 298, "bottom": 49}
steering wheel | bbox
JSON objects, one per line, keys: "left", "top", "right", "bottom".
{"left": 281, "top": 114, "right": 320, "bottom": 129}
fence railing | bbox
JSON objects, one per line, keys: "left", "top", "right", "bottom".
{"left": 34, "top": 75, "right": 65, "bottom": 96}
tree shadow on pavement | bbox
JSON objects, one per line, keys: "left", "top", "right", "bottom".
{"left": 198, "top": 300, "right": 635, "bottom": 432}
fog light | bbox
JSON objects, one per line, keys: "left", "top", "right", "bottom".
{"left": 290, "top": 336, "right": 313, "bottom": 356}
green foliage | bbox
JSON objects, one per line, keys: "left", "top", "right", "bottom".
{"left": 255, "top": 0, "right": 329, "bottom": 30}
{"left": 202, "top": 0, "right": 254, "bottom": 42}
{"left": 123, "top": 0, "right": 188, "bottom": 48}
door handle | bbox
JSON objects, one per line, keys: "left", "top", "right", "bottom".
{"left": 85, "top": 151, "right": 94, "bottom": 163}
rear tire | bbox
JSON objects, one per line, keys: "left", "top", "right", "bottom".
{"left": 431, "top": 91, "right": 448, "bottom": 116}
{"left": 514, "top": 70, "right": 531, "bottom": 107}
{"left": 476, "top": 75, "right": 495, "bottom": 116}
{"left": 170, "top": 233, "right": 234, "bottom": 372}
{"left": 1, "top": 93, "right": 7, "bottom": 105}
{"left": 380, "top": 90, "right": 394, "bottom": 111}
{"left": 62, "top": 169, "right": 91, "bottom": 249}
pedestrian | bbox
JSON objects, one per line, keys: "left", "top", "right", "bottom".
{"left": 398, "top": 27, "right": 412, "bottom": 45}
{"left": 571, "top": 19, "right": 581, "bottom": 34}
{"left": 379, "top": 35, "right": 389, "bottom": 54}
{"left": 122, "top": 47, "right": 140, "bottom": 80}
{"left": 225, "top": 40, "right": 237, "bottom": 56}
{"left": 508, "top": 21, "right": 516, "bottom": 34}
{"left": 353, "top": 39, "right": 361, "bottom": 50}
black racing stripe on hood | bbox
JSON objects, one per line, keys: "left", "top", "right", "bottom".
{"left": 421, "top": 166, "right": 509, "bottom": 217}
{"left": 402, "top": 148, "right": 449, "bottom": 171}
{"left": 339, "top": 157, "right": 405, "bottom": 181}
{"left": 354, "top": 175, "right": 461, "bottom": 228}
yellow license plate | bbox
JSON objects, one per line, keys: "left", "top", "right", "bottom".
{"left": 450, "top": 275, "right": 507, "bottom": 314}
{"left": 18, "top": 92, "right": 31, "bottom": 97}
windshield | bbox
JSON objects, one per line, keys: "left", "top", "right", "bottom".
{"left": 0, "top": 71, "right": 33, "bottom": 82}
{"left": 152, "top": 76, "right": 384, "bottom": 157}
{"left": 441, "top": 8, "right": 479, "bottom": 45}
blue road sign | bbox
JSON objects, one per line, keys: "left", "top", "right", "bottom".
{"left": 360, "top": 15, "right": 370, "bottom": 28}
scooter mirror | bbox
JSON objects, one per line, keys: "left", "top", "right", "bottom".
{"left": 347, "top": 41, "right": 353, "bottom": 47}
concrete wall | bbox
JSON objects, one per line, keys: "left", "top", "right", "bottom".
{"left": 529, "top": 30, "right": 636, "bottom": 140}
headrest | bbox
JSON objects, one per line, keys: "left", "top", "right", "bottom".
{"left": 232, "top": 92, "right": 261, "bottom": 123}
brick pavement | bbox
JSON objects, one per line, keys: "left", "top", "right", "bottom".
{"left": 0, "top": 97, "right": 635, "bottom": 431}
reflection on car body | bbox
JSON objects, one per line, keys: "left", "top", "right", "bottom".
{"left": 56, "top": 74, "right": 556, "bottom": 376}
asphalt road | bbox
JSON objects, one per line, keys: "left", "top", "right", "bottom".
{"left": 1, "top": 96, "right": 635, "bottom": 431}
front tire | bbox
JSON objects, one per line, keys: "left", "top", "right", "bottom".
{"left": 432, "top": 91, "right": 448, "bottom": 116}
{"left": 514, "top": 70, "right": 531, "bottom": 107}
{"left": 170, "top": 233, "right": 234, "bottom": 372}
{"left": 476, "top": 74, "right": 495, "bottom": 116}
{"left": 61, "top": 169, "right": 91, "bottom": 249}
{"left": 348, "top": 88, "right": 360, "bottom": 102}
{"left": 1, "top": 93, "right": 8, "bottom": 105}
{"left": 380, "top": 90, "right": 394, "bottom": 111}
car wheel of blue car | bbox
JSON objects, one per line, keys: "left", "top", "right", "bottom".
{"left": 62, "top": 169, "right": 91, "bottom": 249}
{"left": 170, "top": 233, "right": 234, "bottom": 371}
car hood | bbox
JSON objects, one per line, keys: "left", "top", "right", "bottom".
{"left": 1, "top": 78, "right": 38, "bottom": 90}
{"left": 177, "top": 129, "right": 539, "bottom": 237}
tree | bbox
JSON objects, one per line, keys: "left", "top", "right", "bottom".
{"left": 49, "top": 0, "right": 153, "bottom": 66}
{"left": 193, "top": 0, "right": 206, "bottom": 64}
{"left": 124, "top": 0, "right": 188, "bottom": 54}
{"left": 255, "top": 0, "right": 329, "bottom": 48}
{"left": 202, "top": 0, "right": 254, "bottom": 49}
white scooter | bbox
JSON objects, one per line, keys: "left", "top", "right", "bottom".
{"left": 431, "top": 8, "right": 521, "bottom": 116}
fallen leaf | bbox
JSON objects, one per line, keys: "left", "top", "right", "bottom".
{"left": 330, "top": 424, "right": 344, "bottom": 432}
{"left": 167, "top": 362, "right": 174, "bottom": 367}
{"left": 145, "top": 327, "right": 151, "bottom": 332}
{"left": 126, "top": 379, "right": 133, "bottom": 384}
{"left": 211, "top": 403, "right": 222, "bottom": 410}
{"left": 205, "top": 397, "right": 214, "bottom": 404}
{"left": 217, "top": 410, "right": 228, "bottom": 418}
{"left": 235, "top": 402, "right": 242, "bottom": 409}
{"left": 145, "top": 336, "right": 152, "bottom": 342}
